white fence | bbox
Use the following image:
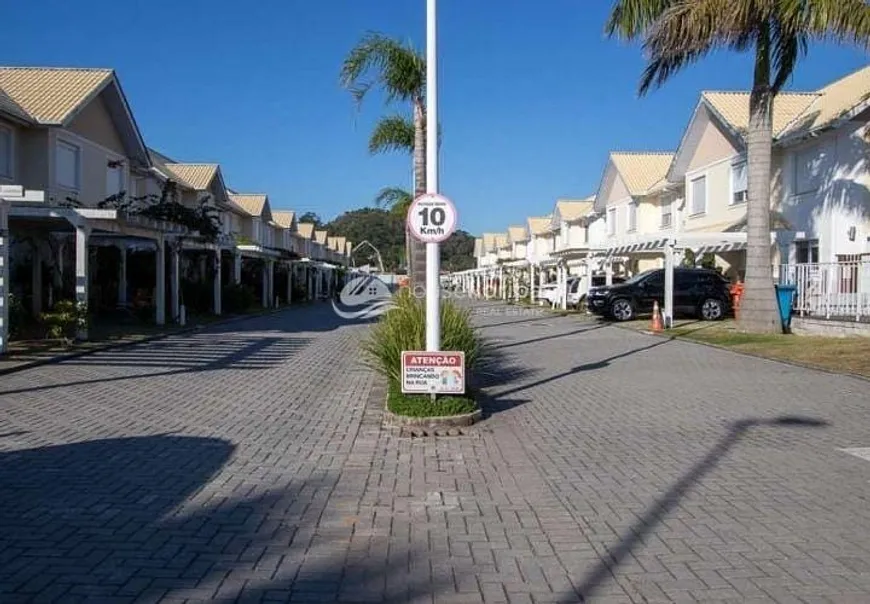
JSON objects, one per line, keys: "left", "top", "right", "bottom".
{"left": 779, "top": 260, "right": 870, "bottom": 321}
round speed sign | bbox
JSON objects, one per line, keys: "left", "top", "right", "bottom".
{"left": 407, "top": 193, "right": 458, "bottom": 243}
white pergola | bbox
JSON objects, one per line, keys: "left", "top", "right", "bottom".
{"left": 1, "top": 186, "right": 45, "bottom": 354}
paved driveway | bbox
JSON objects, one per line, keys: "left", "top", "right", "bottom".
{"left": 1, "top": 301, "right": 869, "bottom": 603}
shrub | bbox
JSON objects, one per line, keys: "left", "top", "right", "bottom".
{"left": 386, "top": 382, "right": 478, "bottom": 417}
{"left": 39, "top": 300, "right": 88, "bottom": 341}
{"left": 362, "top": 288, "right": 484, "bottom": 387}
{"left": 222, "top": 283, "right": 256, "bottom": 314}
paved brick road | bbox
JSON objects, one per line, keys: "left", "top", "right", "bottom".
{"left": 2, "top": 301, "right": 870, "bottom": 603}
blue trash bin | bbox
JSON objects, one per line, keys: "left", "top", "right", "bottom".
{"left": 774, "top": 284, "right": 797, "bottom": 333}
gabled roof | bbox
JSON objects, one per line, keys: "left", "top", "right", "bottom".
{"left": 229, "top": 194, "right": 271, "bottom": 221}
{"left": 314, "top": 230, "right": 329, "bottom": 245}
{"left": 494, "top": 233, "right": 509, "bottom": 250}
{"left": 702, "top": 91, "right": 818, "bottom": 139}
{"left": 482, "top": 233, "right": 498, "bottom": 252}
{"left": 0, "top": 66, "right": 150, "bottom": 167}
{"left": 0, "top": 67, "right": 113, "bottom": 124}
{"left": 162, "top": 164, "right": 220, "bottom": 191}
{"left": 555, "top": 199, "right": 595, "bottom": 222}
{"left": 507, "top": 225, "right": 529, "bottom": 244}
{"left": 272, "top": 210, "right": 296, "bottom": 229}
{"left": 527, "top": 216, "right": 552, "bottom": 237}
{"left": 692, "top": 65, "right": 870, "bottom": 148}
{"left": 330, "top": 236, "right": 347, "bottom": 252}
{"left": 297, "top": 222, "right": 316, "bottom": 239}
{"left": 609, "top": 153, "right": 674, "bottom": 196}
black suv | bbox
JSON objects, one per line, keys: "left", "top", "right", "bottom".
{"left": 587, "top": 268, "right": 731, "bottom": 322}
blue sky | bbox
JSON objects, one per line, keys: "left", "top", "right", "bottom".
{"left": 5, "top": 0, "right": 868, "bottom": 236}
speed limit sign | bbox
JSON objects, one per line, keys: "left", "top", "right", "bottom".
{"left": 407, "top": 193, "right": 457, "bottom": 243}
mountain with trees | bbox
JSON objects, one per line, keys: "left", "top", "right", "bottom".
{"left": 325, "top": 207, "right": 475, "bottom": 273}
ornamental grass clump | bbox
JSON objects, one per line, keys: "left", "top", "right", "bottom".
{"left": 362, "top": 288, "right": 484, "bottom": 393}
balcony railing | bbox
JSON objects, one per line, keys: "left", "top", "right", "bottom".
{"left": 779, "top": 260, "right": 870, "bottom": 321}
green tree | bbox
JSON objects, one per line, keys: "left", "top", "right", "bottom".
{"left": 440, "top": 230, "right": 476, "bottom": 272}
{"left": 325, "top": 208, "right": 406, "bottom": 272}
{"left": 606, "top": 0, "right": 870, "bottom": 333}
{"left": 375, "top": 186, "right": 413, "bottom": 219}
{"left": 298, "top": 212, "right": 323, "bottom": 229}
{"left": 340, "top": 32, "right": 427, "bottom": 290}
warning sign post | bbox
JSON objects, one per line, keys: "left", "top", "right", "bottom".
{"left": 401, "top": 351, "right": 466, "bottom": 395}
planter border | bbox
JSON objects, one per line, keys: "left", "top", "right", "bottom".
{"left": 383, "top": 403, "right": 482, "bottom": 438}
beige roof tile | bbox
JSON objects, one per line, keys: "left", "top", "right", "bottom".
{"left": 610, "top": 152, "right": 674, "bottom": 196}
{"left": 297, "top": 222, "right": 316, "bottom": 239}
{"left": 781, "top": 65, "right": 870, "bottom": 138}
{"left": 494, "top": 233, "right": 509, "bottom": 249}
{"left": 527, "top": 216, "right": 552, "bottom": 236}
{"left": 272, "top": 210, "right": 296, "bottom": 229}
{"left": 331, "top": 236, "right": 347, "bottom": 252}
{"left": 314, "top": 230, "right": 329, "bottom": 245}
{"left": 229, "top": 194, "right": 268, "bottom": 217}
{"left": 703, "top": 91, "right": 818, "bottom": 138}
{"left": 163, "top": 164, "right": 218, "bottom": 191}
{"left": 555, "top": 199, "right": 594, "bottom": 222}
{"left": 507, "top": 225, "right": 529, "bottom": 243}
{"left": 482, "top": 233, "right": 498, "bottom": 252}
{"left": 0, "top": 67, "right": 113, "bottom": 124}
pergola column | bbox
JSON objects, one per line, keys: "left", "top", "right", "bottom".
{"left": 117, "top": 243, "right": 128, "bottom": 306}
{"left": 287, "top": 262, "right": 295, "bottom": 305}
{"left": 75, "top": 226, "right": 90, "bottom": 339}
{"left": 261, "top": 260, "right": 269, "bottom": 308}
{"left": 170, "top": 242, "right": 180, "bottom": 323}
{"left": 213, "top": 248, "right": 222, "bottom": 315}
{"left": 0, "top": 203, "right": 9, "bottom": 354}
{"left": 31, "top": 242, "right": 43, "bottom": 316}
{"left": 233, "top": 251, "right": 242, "bottom": 284}
{"left": 155, "top": 236, "right": 166, "bottom": 325}
{"left": 663, "top": 240, "right": 676, "bottom": 329}
{"left": 529, "top": 264, "right": 536, "bottom": 304}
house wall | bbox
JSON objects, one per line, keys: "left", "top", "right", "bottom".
{"left": 587, "top": 215, "right": 607, "bottom": 248}
{"left": 67, "top": 94, "right": 125, "bottom": 156}
{"left": 566, "top": 222, "right": 587, "bottom": 248}
{"left": 46, "top": 128, "right": 128, "bottom": 206}
{"left": 12, "top": 126, "right": 50, "bottom": 191}
{"left": 779, "top": 119, "right": 870, "bottom": 263}
{"left": 512, "top": 242, "right": 527, "bottom": 259}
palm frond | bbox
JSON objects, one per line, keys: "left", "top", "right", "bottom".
{"left": 789, "top": 0, "right": 870, "bottom": 47}
{"left": 639, "top": 0, "right": 750, "bottom": 94}
{"left": 339, "top": 32, "right": 425, "bottom": 108}
{"left": 369, "top": 115, "right": 415, "bottom": 155}
{"left": 374, "top": 187, "right": 413, "bottom": 216}
{"left": 606, "top": 0, "right": 674, "bottom": 40}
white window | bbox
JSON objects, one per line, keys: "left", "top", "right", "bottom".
{"left": 627, "top": 201, "right": 637, "bottom": 232}
{"left": 607, "top": 207, "right": 617, "bottom": 236}
{"left": 731, "top": 161, "right": 748, "bottom": 204}
{"left": 106, "top": 160, "right": 124, "bottom": 198}
{"left": 0, "top": 126, "right": 12, "bottom": 179}
{"left": 55, "top": 140, "right": 81, "bottom": 190}
{"left": 690, "top": 176, "right": 707, "bottom": 215}
{"left": 794, "top": 143, "right": 830, "bottom": 195}
{"left": 661, "top": 199, "right": 672, "bottom": 228}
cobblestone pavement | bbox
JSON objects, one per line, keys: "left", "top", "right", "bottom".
{"left": 2, "top": 301, "right": 870, "bottom": 603}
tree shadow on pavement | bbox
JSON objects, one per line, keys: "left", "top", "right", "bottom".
{"left": 0, "top": 435, "right": 453, "bottom": 602}
{"left": 492, "top": 338, "right": 670, "bottom": 401}
{"left": 489, "top": 322, "right": 608, "bottom": 352}
{"left": 0, "top": 333, "right": 313, "bottom": 398}
{"left": 557, "top": 415, "right": 830, "bottom": 603}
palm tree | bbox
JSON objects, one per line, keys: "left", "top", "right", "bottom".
{"left": 606, "top": 0, "right": 870, "bottom": 333}
{"left": 375, "top": 186, "right": 413, "bottom": 218}
{"left": 340, "top": 32, "right": 427, "bottom": 289}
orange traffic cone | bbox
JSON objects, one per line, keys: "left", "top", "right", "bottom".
{"left": 651, "top": 301, "right": 663, "bottom": 332}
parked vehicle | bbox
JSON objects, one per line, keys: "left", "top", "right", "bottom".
{"left": 567, "top": 275, "right": 626, "bottom": 308}
{"left": 539, "top": 277, "right": 579, "bottom": 306}
{"left": 586, "top": 268, "right": 731, "bottom": 321}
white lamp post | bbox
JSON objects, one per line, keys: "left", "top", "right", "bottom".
{"left": 425, "top": 0, "right": 441, "bottom": 352}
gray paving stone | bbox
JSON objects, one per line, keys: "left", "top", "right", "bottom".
{"left": 1, "top": 301, "right": 869, "bottom": 603}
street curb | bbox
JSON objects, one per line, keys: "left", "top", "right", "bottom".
{"left": 0, "top": 306, "right": 288, "bottom": 378}
{"left": 614, "top": 322, "right": 870, "bottom": 384}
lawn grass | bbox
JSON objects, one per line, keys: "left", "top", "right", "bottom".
{"left": 633, "top": 319, "right": 870, "bottom": 378}
{"left": 387, "top": 383, "right": 479, "bottom": 418}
